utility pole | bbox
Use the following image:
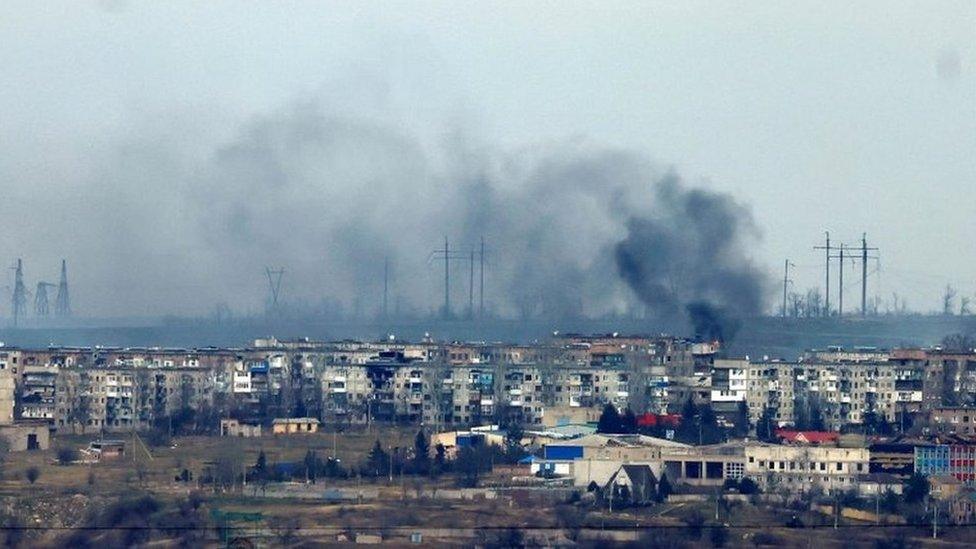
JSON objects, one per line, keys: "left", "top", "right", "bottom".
{"left": 859, "top": 233, "right": 879, "bottom": 317}
{"left": 34, "top": 282, "right": 55, "bottom": 317}
{"left": 444, "top": 238, "right": 450, "bottom": 319}
{"left": 430, "top": 239, "right": 472, "bottom": 320}
{"left": 11, "top": 259, "right": 27, "bottom": 328}
{"left": 55, "top": 259, "right": 71, "bottom": 317}
{"left": 468, "top": 250, "right": 474, "bottom": 319}
{"left": 479, "top": 237, "right": 485, "bottom": 319}
{"left": 838, "top": 245, "right": 845, "bottom": 317}
{"left": 782, "top": 260, "right": 794, "bottom": 318}
{"left": 265, "top": 267, "right": 285, "bottom": 312}
{"left": 383, "top": 257, "right": 389, "bottom": 319}
{"left": 814, "top": 232, "right": 832, "bottom": 316}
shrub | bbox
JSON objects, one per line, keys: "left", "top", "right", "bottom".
{"left": 710, "top": 524, "right": 729, "bottom": 547}
{"left": 25, "top": 467, "right": 39, "bottom": 484}
{"left": 56, "top": 446, "right": 79, "bottom": 466}
{"left": 737, "top": 478, "right": 760, "bottom": 495}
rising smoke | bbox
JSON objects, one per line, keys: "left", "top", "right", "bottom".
{"left": 3, "top": 97, "right": 769, "bottom": 329}
{"left": 614, "top": 175, "right": 769, "bottom": 341}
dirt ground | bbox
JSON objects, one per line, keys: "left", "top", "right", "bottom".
{"left": 2, "top": 431, "right": 975, "bottom": 547}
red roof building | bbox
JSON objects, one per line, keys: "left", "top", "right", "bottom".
{"left": 774, "top": 429, "right": 839, "bottom": 445}
{"left": 636, "top": 413, "right": 682, "bottom": 428}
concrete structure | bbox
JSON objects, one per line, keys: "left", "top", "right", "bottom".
{"left": 86, "top": 440, "right": 125, "bottom": 460}
{"left": 220, "top": 418, "right": 262, "bottom": 437}
{"left": 272, "top": 417, "right": 320, "bottom": 434}
{"left": 855, "top": 473, "right": 903, "bottom": 497}
{"left": 660, "top": 442, "right": 749, "bottom": 486}
{"left": 928, "top": 407, "right": 976, "bottom": 436}
{"left": 0, "top": 421, "right": 49, "bottom": 451}
{"left": 744, "top": 444, "right": 870, "bottom": 493}
{"left": 605, "top": 464, "right": 658, "bottom": 505}
{"left": 915, "top": 444, "right": 976, "bottom": 485}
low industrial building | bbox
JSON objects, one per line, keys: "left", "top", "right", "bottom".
{"left": 0, "top": 421, "right": 49, "bottom": 451}
{"left": 431, "top": 427, "right": 506, "bottom": 458}
{"left": 85, "top": 440, "right": 126, "bottom": 460}
{"left": 660, "top": 442, "right": 748, "bottom": 486}
{"left": 271, "top": 417, "right": 320, "bottom": 434}
{"left": 745, "top": 444, "right": 870, "bottom": 493}
{"left": 220, "top": 419, "right": 262, "bottom": 437}
{"left": 915, "top": 444, "right": 976, "bottom": 485}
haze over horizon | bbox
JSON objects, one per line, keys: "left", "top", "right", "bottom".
{"left": 1, "top": 2, "right": 974, "bottom": 320}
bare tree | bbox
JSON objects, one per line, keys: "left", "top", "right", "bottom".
{"left": 943, "top": 285, "right": 957, "bottom": 315}
{"left": 788, "top": 292, "right": 804, "bottom": 318}
{"left": 805, "top": 288, "right": 824, "bottom": 317}
{"left": 960, "top": 296, "right": 972, "bottom": 316}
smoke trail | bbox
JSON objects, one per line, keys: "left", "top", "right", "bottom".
{"left": 3, "top": 97, "right": 769, "bottom": 322}
{"left": 614, "top": 174, "right": 768, "bottom": 341}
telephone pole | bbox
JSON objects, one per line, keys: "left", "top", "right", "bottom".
{"left": 838, "top": 245, "right": 845, "bottom": 316}
{"left": 814, "top": 232, "right": 832, "bottom": 316}
{"left": 859, "top": 233, "right": 879, "bottom": 316}
{"left": 443, "top": 238, "right": 450, "bottom": 319}
{"left": 479, "top": 236, "right": 486, "bottom": 319}
{"left": 430, "top": 238, "right": 470, "bottom": 320}
{"left": 468, "top": 250, "right": 475, "bottom": 319}
{"left": 782, "top": 260, "right": 794, "bottom": 318}
{"left": 383, "top": 257, "right": 389, "bottom": 319}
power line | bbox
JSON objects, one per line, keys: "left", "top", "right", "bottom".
{"left": 265, "top": 267, "right": 285, "bottom": 313}
{"left": 55, "top": 259, "right": 71, "bottom": 317}
{"left": 10, "top": 259, "right": 26, "bottom": 327}
{"left": 430, "top": 238, "right": 484, "bottom": 320}
{"left": 781, "top": 259, "right": 795, "bottom": 318}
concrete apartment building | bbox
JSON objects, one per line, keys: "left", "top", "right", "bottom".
{"left": 4, "top": 338, "right": 970, "bottom": 439}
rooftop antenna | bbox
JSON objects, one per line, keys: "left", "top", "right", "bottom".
{"left": 55, "top": 259, "right": 71, "bottom": 317}
{"left": 11, "top": 259, "right": 27, "bottom": 327}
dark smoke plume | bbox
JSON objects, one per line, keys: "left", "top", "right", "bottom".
{"left": 3, "top": 95, "right": 769, "bottom": 323}
{"left": 614, "top": 174, "right": 768, "bottom": 341}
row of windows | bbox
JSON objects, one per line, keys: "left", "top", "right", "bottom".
{"left": 750, "top": 456, "right": 865, "bottom": 473}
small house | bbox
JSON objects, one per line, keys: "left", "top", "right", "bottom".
{"left": 605, "top": 464, "right": 658, "bottom": 505}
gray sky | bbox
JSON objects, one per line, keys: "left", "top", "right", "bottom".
{"left": 1, "top": 1, "right": 973, "bottom": 318}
